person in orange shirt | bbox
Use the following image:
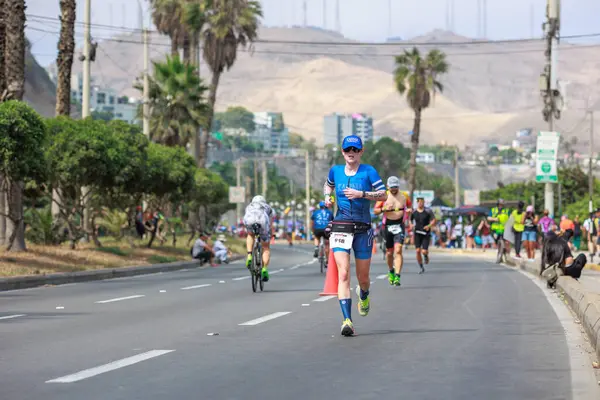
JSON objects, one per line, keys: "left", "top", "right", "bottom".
{"left": 560, "top": 215, "right": 575, "bottom": 249}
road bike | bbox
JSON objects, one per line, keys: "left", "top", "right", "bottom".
{"left": 318, "top": 236, "right": 327, "bottom": 274}
{"left": 494, "top": 232, "right": 506, "bottom": 264}
{"left": 250, "top": 223, "right": 264, "bottom": 293}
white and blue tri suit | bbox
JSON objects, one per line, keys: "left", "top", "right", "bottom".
{"left": 326, "top": 164, "right": 386, "bottom": 259}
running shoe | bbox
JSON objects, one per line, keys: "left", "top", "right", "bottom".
{"left": 341, "top": 318, "right": 354, "bottom": 336}
{"left": 419, "top": 265, "right": 425, "bottom": 274}
{"left": 424, "top": 253, "right": 429, "bottom": 264}
{"left": 388, "top": 271, "right": 395, "bottom": 285}
{"left": 246, "top": 255, "right": 252, "bottom": 271}
{"left": 355, "top": 285, "right": 370, "bottom": 316}
{"left": 261, "top": 267, "right": 270, "bottom": 282}
{"left": 393, "top": 274, "right": 401, "bottom": 286}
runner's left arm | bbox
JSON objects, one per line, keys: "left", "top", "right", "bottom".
{"left": 362, "top": 166, "right": 387, "bottom": 201}
{"left": 425, "top": 209, "right": 437, "bottom": 230}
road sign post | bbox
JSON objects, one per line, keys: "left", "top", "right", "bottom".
{"left": 535, "top": 131, "right": 560, "bottom": 183}
{"left": 229, "top": 186, "right": 246, "bottom": 204}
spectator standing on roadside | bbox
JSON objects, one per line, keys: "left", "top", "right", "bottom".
{"left": 572, "top": 216, "right": 582, "bottom": 251}
{"left": 538, "top": 210, "right": 555, "bottom": 239}
{"left": 477, "top": 219, "right": 494, "bottom": 250}
{"left": 511, "top": 201, "right": 526, "bottom": 258}
{"left": 583, "top": 212, "right": 597, "bottom": 262}
{"left": 522, "top": 205, "right": 538, "bottom": 260}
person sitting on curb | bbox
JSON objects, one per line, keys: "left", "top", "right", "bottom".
{"left": 213, "top": 234, "right": 233, "bottom": 264}
{"left": 540, "top": 229, "right": 587, "bottom": 288}
{"left": 191, "top": 231, "right": 217, "bottom": 267}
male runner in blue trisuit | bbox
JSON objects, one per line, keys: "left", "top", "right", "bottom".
{"left": 324, "top": 135, "right": 387, "bottom": 336}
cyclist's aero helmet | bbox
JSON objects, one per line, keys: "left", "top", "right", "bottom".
{"left": 387, "top": 176, "right": 400, "bottom": 188}
{"left": 251, "top": 195, "right": 266, "bottom": 204}
{"left": 319, "top": 201, "right": 326, "bottom": 208}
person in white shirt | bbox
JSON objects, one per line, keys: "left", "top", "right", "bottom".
{"left": 191, "top": 232, "right": 215, "bottom": 266}
{"left": 213, "top": 234, "right": 232, "bottom": 264}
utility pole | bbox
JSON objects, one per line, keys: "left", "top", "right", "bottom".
{"left": 82, "top": 0, "right": 92, "bottom": 239}
{"left": 142, "top": 28, "right": 150, "bottom": 136}
{"left": 305, "top": 150, "right": 311, "bottom": 241}
{"left": 236, "top": 158, "right": 242, "bottom": 224}
{"left": 454, "top": 146, "right": 460, "bottom": 207}
{"left": 261, "top": 160, "right": 268, "bottom": 198}
{"left": 589, "top": 110, "right": 595, "bottom": 213}
{"left": 540, "top": 0, "right": 562, "bottom": 218}
{"left": 253, "top": 160, "right": 259, "bottom": 195}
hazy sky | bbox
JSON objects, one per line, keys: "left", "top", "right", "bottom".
{"left": 26, "top": 0, "right": 600, "bottom": 67}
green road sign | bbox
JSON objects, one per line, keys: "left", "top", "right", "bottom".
{"left": 535, "top": 131, "right": 560, "bottom": 183}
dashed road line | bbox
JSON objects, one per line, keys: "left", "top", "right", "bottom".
{"left": 0, "top": 314, "right": 26, "bottom": 321}
{"left": 270, "top": 268, "right": 285, "bottom": 275}
{"left": 313, "top": 295, "right": 336, "bottom": 302}
{"left": 180, "top": 284, "right": 212, "bottom": 290}
{"left": 376, "top": 274, "right": 387, "bottom": 280}
{"left": 46, "top": 350, "right": 175, "bottom": 383}
{"left": 95, "top": 295, "right": 145, "bottom": 304}
{"left": 232, "top": 276, "right": 250, "bottom": 281}
{"left": 238, "top": 311, "right": 292, "bottom": 326}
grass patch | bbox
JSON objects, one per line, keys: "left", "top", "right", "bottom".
{"left": 148, "top": 255, "right": 179, "bottom": 264}
{"left": 0, "top": 234, "right": 245, "bottom": 278}
{"left": 94, "top": 246, "right": 129, "bottom": 257}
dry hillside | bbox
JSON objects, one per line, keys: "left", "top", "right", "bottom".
{"left": 56, "top": 27, "right": 600, "bottom": 146}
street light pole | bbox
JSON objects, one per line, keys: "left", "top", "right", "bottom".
{"left": 590, "top": 110, "right": 595, "bottom": 213}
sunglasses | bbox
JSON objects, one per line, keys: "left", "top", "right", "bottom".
{"left": 343, "top": 147, "right": 361, "bottom": 153}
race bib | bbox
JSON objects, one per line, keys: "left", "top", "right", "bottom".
{"left": 331, "top": 232, "right": 354, "bottom": 250}
{"left": 388, "top": 224, "right": 403, "bottom": 235}
{"left": 416, "top": 230, "right": 427, "bottom": 235}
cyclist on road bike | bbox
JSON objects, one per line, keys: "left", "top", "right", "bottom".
{"left": 311, "top": 201, "right": 334, "bottom": 260}
{"left": 374, "top": 176, "right": 408, "bottom": 286}
{"left": 323, "top": 135, "right": 387, "bottom": 337}
{"left": 243, "top": 195, "right": 273, "bottom": 282}
{"left": 488, "top": 198, "right": 510, "bottom": 255}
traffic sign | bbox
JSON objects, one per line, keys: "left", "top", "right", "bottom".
{"left": 535, "top": 131, "right": 560, "bottom": 183}
{"left": 229, "top": 186, "right": 245, "bottom": 204}
{"left": 412, "top": 190, "right": 435, "bottom": 208}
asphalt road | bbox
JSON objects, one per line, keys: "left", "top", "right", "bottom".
{"left": 1, "top": 244, "right": 598, "bottom": 399}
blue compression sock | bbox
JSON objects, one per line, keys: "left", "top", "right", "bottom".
{"left": 359, "top": 289, "right": 369, "bottom": 300}
{"left": 339, "top": 298, "right": 352, "bottom": 320}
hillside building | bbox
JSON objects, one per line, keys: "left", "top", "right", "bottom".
{"left": 323, "top": 113, "right": 374, "bottom": 146}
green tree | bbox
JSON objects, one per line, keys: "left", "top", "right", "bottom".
{"left": 91, "top": 110, "right": 115, "bottom": 121}
{"left": 394, "top": 47, "right": 449, "bottom": 200}
{"left": 150, "top": 0, "right": 186, "bottom": 56}
{"left": 209, "top": 161, "right": 236, "bottom": 186}
{"left": 199, "top": 0, "right": 262, "bottom": 167}
{"left": 139, "top": 55, "right": 208, "bottom": 147}
{"left": 0, "top": 101, "right": 47, "bottom": 251}
{"left": 214, "top": 106, "right": 255, "bottom": 132}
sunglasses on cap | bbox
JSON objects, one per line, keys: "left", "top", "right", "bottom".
{"left": 343, "top": 147, "right": 361, "bottom": 153}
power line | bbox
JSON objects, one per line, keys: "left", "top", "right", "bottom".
{"left": 26, "top": 26, "right": 600, "bottom": 58}
{"left": 26, "top": 13, "right": 600, "bottom": 47}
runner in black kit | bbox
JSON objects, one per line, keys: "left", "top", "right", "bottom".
{"left": 410, "top": 196, "right": 436, "bottom": 274}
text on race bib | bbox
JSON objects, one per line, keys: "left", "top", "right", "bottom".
{"left": 331, "top": 232, "right": 354, "bottom": 250}
{"left": 388, "top": 225, "right": 403, "bottom": 235}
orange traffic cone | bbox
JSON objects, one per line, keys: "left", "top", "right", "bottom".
{"left": 372, "top": 239, "right": 377, "bottom": 254}
{"left": 319, "top": 250, "right": 338, "bottom": 296}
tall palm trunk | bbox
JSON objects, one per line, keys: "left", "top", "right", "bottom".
{"left": 4, "top": 0, "right": 27, "bottom": 252}
{"left": 182, "top": 32, "right": 191, "bottom": 64}
{"left": 170, "top": 37, "right": 179, "bottom": 57}
{"left": 53, "top": 0, "right": 76, "bottom": 223}
{"left": 0, "top": 0, "right": 6, "bottom": 246}
{"left": 190, "top": 32, "right": 201, "bottom": 164}
{"left": 55, "top": 0, "right": 76, "bottom": 116}
{"left": 408, "top": 108, "right": 422, "bottom": 201}
{"left": 199, "top": 70, "right": 221, "bottom": 168}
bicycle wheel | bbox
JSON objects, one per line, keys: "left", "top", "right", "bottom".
{"left": 496, "top": 239, "right": 504, "bottom": 264}
{"left": 319, "top": 243, "right": 325, "bottom": 274}
{"left": 251, "top": 244, "right": 259, "bottom": 292}
{"left": 256, "top": 243, "right": 264, "bottom": 292}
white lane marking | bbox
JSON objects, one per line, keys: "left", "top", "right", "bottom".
{"left": 313, "top": 295, "right": 336, "bottom": 302}
{"left": 56, "top": 306, "right": 65, "bottom": 310}
{"left": 0, "top": 314, "right": 26, "bottom": 320}
{"left": 376, "top": 274, "right": 387, "bottom": 280}
{"left": 232, "top": 276, "right": 250, "bottom": 281}
{"left": 301, "top": 303, "right": 310, "bottom": 307}
{"left": 94, "top": 295, "right": 145, "bottom": 304}
{"left": 239, "top": 312, "right": 292, "bottom": 326}
{"left": 180, "top": 284, "right": 211, "bottom": 290}
{"left": 159, "top": 290, "right": 166, "bottom": 293}
{"left": 46, "top": 350, "right": 175, "bottom": 383}
{"left": 219, "top": 280, "right": 226, "bottom": 283}
{"left": 270, "top": 268, "right": 285, "bottom": 275}
{"left": 290, "top": 259, "right": 318, "bottom": 270}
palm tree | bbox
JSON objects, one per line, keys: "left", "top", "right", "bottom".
{"left": 3, "top": 0, "right": 27, "bottom": 251}
{"left": 150, "top": 0, "right": 186, "bottom": 56}
{"left": 394, "top": 47, "right": 449, "bottom": 200}
{"left": 55, "top": 0, "right": 76, "bottom": 117}
{"left": 138, "top": 55, "right": 208, "bottom": 147}
{"left": 199, "top": 0, "right": 262, "bottom": 167}
{"left": 0, "top": 0, "right": 5, "bottom": 246}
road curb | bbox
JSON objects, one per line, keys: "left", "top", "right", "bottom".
{"left": 504, "top": 255, "right": 600, "bottom": 361}
{"left": 0, "top": 254, "right": 244, "bottom": 292}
